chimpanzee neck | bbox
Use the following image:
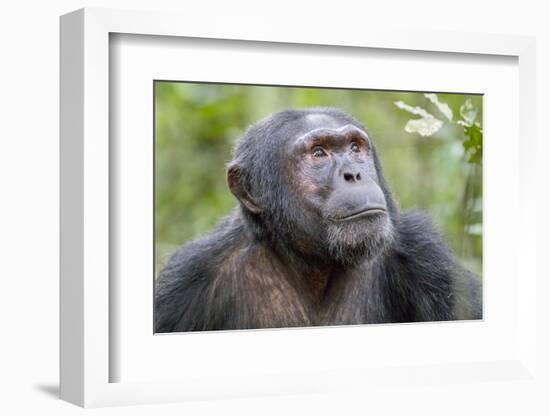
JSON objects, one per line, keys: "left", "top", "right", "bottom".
{"left": 265, "top": 238, "right": 367, "bottom": 305}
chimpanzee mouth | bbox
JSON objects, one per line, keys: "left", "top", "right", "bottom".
{"left": 331, "top": 207, "right": 387, "bottom": 222}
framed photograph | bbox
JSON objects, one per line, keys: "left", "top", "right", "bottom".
{"left": 60, "top": 8, "right": 538, "bottom": 408}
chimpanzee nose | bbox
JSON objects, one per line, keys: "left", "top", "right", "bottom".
{"left": 343, "top": 170, "right": 362, "bottom": 183}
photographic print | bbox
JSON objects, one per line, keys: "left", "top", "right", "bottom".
{"left": 154, "top": 82, "right": 483, "bottom": 333}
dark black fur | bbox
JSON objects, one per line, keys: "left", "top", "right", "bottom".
{"left": 155, "top": 108, "right": 482, "bottom": 332}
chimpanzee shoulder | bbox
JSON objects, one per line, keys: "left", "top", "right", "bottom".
{"left": 377, "top": 210, "right": 481, "bottom": 322}
{"left": 155, "top": 211, "right": 313, "bottom": 332}
{"left": 154, "top": 213, "right": 244, "bottom": 332}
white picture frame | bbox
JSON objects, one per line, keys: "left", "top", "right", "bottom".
{"left": 60, "top": 7, "right": 538, "bottom": 408}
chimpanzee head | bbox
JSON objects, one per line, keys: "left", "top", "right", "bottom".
{"left": 227, "top": 108, "right": 397, "bottom": 266}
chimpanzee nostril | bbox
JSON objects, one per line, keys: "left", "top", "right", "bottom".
{"left": 343, "top": 171, "right": 362, "bottom": 183}
{"left": 343, "top": 173, "right": 355, "bottom": 182}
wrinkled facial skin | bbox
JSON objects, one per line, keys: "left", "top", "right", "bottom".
{"left": 286, "top": 123, "right": 394, "bottom": 265}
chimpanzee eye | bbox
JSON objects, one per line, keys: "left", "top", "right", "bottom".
{"left": 350, "top": 142, "right": 360, "bottom": 153}
{"left": 312, "top": 146, "right": 327, "bottom": 158}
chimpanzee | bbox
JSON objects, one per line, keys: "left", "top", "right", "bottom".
{"left": 155, "top": 108, "right": 482, "bottom": 332}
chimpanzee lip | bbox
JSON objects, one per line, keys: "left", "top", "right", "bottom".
{"left": 332, "top": 207, "right": 387, "bottom": 221}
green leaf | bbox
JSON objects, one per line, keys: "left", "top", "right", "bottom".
{"left": 459, "top": 99, "right": 478, "bottom": 126}
{"left": 404, "top": 117, "right": 443, "bottom": 137}
{"left": 394, "top": 101, "right": 443, "bottom": 137}
{"left": 462, "top": 123, "right": 483, "bottom": 164}
{"left": 424, "top": 93, "right": 453, "bottom": 121}
{"left": 394, "top": 101, "right": 433, "bottom": 118}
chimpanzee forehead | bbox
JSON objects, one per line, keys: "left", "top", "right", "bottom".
{"left": 276, "top": 112, "right": 361, "bottom": 143}
{"left": 284, "top": 111, "right": 369, "bottom": 146}
{"left": 303, "top": 113, "right": 344, "bottom": 130}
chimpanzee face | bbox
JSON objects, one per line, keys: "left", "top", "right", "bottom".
{"left": 283, "top": 115, "right": 394, "bottom": 264}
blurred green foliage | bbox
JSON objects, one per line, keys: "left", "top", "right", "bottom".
{"left": 155, "top": 82, "right": 482, "bottom": 276}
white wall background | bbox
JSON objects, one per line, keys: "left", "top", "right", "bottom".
{"left": 0, "top": 1, "right": 548, "bottom": 414}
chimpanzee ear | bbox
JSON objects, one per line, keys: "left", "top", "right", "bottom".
{"left": 226, "top": 164, "right": 262, "bottom": 214}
